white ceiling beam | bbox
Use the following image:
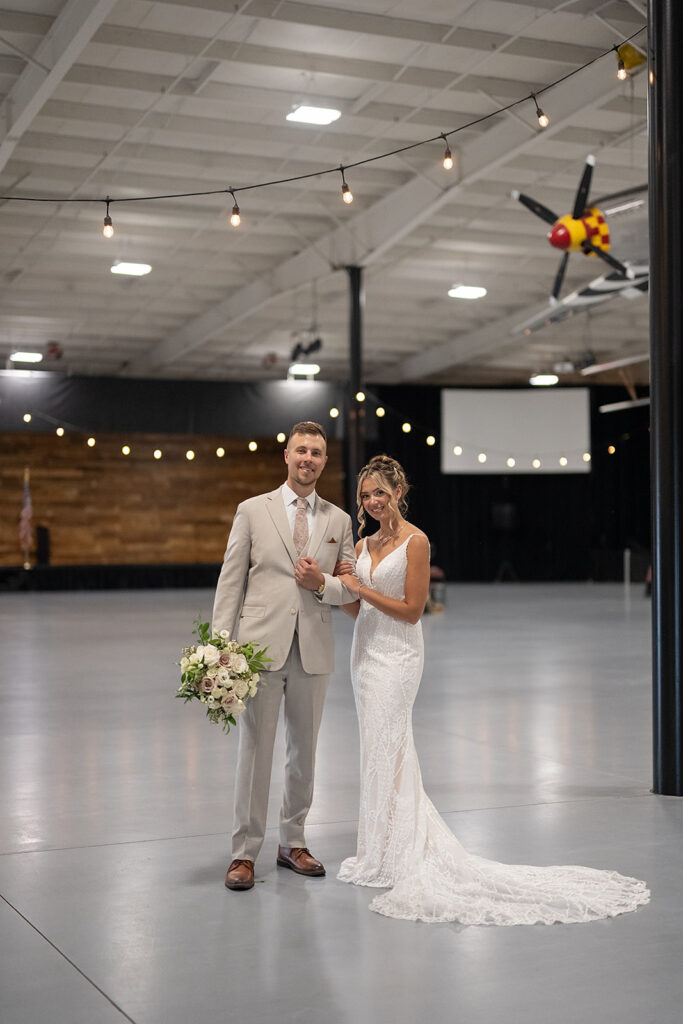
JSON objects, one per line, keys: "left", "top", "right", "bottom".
{"left": 0, "top": 0, "right": 118, "bottom": 174}
{"left": 126, "top": 51, "right": 630, "bottom": 377}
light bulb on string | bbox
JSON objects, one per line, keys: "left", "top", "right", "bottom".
{"left": 122, "top": 445, "right": 131, "bottom": 455}
{"left": 402, "top": 422, "right": 411, "bottom": 433}
{"left": 477, "top": 453, "right": 487, "bottom": 464}
{"left": 441, "top": 134, "right": 453, "bottom": 170}
{"left": 559, "top": 456, "right": 568, "bottom": 466}
{"left": 329, "top": 407, "right": 340, "bottom": 419}
{"left": 375, "top": 407, "right": 385, "bottom": 418}
{"left": 56, "top": 426, "right": 64, "bottom": 436}
{"left": 229, "top": 190, "right": 240, "bottom": 227}
{"left": 506, "top": 457, "right": 516, "bottom": 468}
{"left": 355, "top": 391, "right": 365, "bottom": 402}
{"left": 615, "top": 47, "right": 627, "bottom": 80}
{"left": 186, "top": 450, "right": 195, "bottom": 461}
{"left": 216, "top": 447, "right": 225, "bottom": 458}
{"left": 23, "top": 413, "right": 31, "bottom": 423}
{"left": 276, "top": 432, "right": 286, "bottom": 443}
{"left": 103, "top": 197, "right": 114, "bottom": 238}
{"left": 426, "top": 435, "right": 436, "bottom": 446}
{"left": 340, "top": 166, "right": 353, "bottom": 204}
{"left": 453, "top": 445, "right": 462, "bottom": 456}
{"left": 532, "top": 95, "right": 549, "bottom": 128}
{"left": 87, "top": 437, "right": 96, "bottom": 447}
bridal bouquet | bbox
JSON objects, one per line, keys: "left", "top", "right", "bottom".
{"left": 176, "top": 618, "right": 271, "bottom": 733}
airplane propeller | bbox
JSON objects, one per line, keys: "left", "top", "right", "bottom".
{"left": 512, "top": 155, "right": 632, "bottom": 302}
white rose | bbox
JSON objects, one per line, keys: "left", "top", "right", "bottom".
{"left": 232, "top": 699, "right": 246, "bottom": 716}
{"left": 230, "top": 653, "right": 249, "bottom": 674}
{"left": 211, "top": 686, "right": 225, "bottom": 700}
{"left": 189, "top": 652, "right": 202, "bottom": 664}
{"left": 250, "top": 673, "right": 260, "bottom": 685}
{"left": 217, "top": 668, "right": 230, "bottom": 685}
{"left": 198, "top": 644, "right": 220, "bottom": 667}
{"left": 248, "top": 684, "right": 258, "bottom": 698}
{"left": 233, "top": 679, "right": 249, "bottom": 700}
{"left": 180, "top": 657, "right": 190, "bottom": 671}
{"left": 219, "top": 629, "right": 230, "bottom": 639}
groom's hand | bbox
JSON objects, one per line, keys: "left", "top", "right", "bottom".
{"left": 333, "top": 560, "right": 354, "bottom": 577}
{"left": 295, "top": 557, "right": 325, "bottom": 590}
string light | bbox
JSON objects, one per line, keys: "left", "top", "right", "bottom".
{"left": 248, "top": 441, "right": 258, "bottom": 451}
{"left": 216, "top": 447, "right": 225, "bottom": 457}
{"left": 559, "top": 456, "right": 568, "bottom": 466}
{"left": 340, "top": 166, "right": 353, "bottom": 204}
{"left": 453, "top": 445, "right": 463, "bottom": 456}
{"left": 615, "top": 47, "right": 628, "bottom": 80}
{"left": 122, "top": 445, "right": 131, "bottom": 455}
{"left": 329, "top": 407, "right": 340, "bottom": 418}
{"left": 477, "top": 453, "right": 487, "bottom": 463}
{"left": 56, "top": 426, "right": 64, "bottom": 436}
{"left": 0, "top": 27, "right": 646, "bottom": 235}
{"left": 376, "top": 407, "right": 385, "bottom": 417}
{"left": 276, "top": 432, "right": 286, "bottom": 442}
{"left": 186, "top": 449, "right": 195, "bottom": 460}
{"left": 103, "top": 198, "right": 113, "bottom": 238}
{"left": 402, "top": 422, "right": 411, "bottom": 433}
{"left": 229, "top": 191, "right": 240, "bottom": 227}
{"left": 87, "top": 437, "right": 96, "bottom": 447}
{"left": 153, "top": 449, "right": 162, "bottom": 459}
{"left": 506, "top": 457, "right": 516, "bottom": 468}
{"left": 23, "top": 413, "right": 31, "bottom": 422}
{"left": 426, "top": 435, "right": 436, "bottom": 446}
{"left": 355, "top": 391, "right": 365, "bottom": 402}
{"left": 608, "top": 445, "right": 616, "bottom": 454}
{"left": 582, "top": 452, "right": 591, "bottom": 463}
{"left": 532, "top": 95, "right": 549, "bottom": 128}
{"left": 441, "top": 134, "right": 453, "bottom": 170}
{"left": 532, "top": 458, "right": 541, "bottom": 468}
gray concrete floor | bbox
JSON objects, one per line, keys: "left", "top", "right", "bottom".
{"left": 0, "top": 583, "right": 680, "bottom": 1024}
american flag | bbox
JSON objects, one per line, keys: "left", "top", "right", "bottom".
{"left": 19, "top": 471, "right": 32, "bottom": 552}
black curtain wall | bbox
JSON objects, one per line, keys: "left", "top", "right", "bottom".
{"left": 367, "top": 385, "right": 650, "bottom": 583}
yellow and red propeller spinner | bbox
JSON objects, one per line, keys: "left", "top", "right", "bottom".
{"left": 548, "top": 207, "right": 610, "bottom": 256}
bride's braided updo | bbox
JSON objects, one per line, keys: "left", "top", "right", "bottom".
{"left": 356, "top": 455, "right": 410, "bottom": 537}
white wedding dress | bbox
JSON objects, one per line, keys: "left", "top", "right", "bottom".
{"left": 337, "top": 534, "right": 650, "bottom": 925}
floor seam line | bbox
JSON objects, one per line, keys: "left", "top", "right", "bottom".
{"left": 0, "top": 893, "right": 138, "bottom": 1024}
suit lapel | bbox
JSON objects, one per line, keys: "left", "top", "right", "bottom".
{"left": 308, "top": 496, "right": 331, "bottom": 558}
{"left": 266, "top": 488, "right": 299, "bottom": 565}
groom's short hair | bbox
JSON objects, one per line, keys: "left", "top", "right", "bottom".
{"left": 288, "top": 421, "right": 327, "bottom": 445}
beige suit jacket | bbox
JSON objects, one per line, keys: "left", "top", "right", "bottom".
{"left": 212, "top": 487, "right": 356, "bottom": 674}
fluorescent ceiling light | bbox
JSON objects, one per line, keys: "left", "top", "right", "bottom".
{"left": 286, "top": 106, "right": 341, "bottom": 125}
{"left": 10, "top": 351, "right": 43, "bottom": 363}
{"left": 529, "top": 373, "right": 559, "bottom": 386}
{"left": 448, "top": 285, "right": 487, "bottom": 300}
{"left": 288, "top": 363, "right": 320, "bottom": 376}
{"left": 111, "top": 262, "right": 152, "bottom": 276}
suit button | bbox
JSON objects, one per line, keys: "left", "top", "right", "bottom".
{"left": 290, "top": 608, "right": 296, "bottom": 614}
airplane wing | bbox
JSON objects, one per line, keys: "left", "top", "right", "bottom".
{"left": 513, "top": 263, "right": 649, "bottom": 335}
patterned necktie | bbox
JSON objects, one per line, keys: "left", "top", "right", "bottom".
{"left": 293, "top": 497, "right": 309, "bottom": 555}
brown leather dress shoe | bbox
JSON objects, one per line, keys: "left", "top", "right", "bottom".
{"left": 276, "top": 846, "right": 325, "bottom": 876}
{"left": 225, "top": 859, "right": 254, "bottom": 890}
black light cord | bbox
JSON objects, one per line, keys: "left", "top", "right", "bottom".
{"left": 0, "top": 26, "right": 646, "bottom": 210}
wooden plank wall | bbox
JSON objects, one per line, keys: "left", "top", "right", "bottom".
{"left": 0, "top": 432, "right": 345, "bottom": 566}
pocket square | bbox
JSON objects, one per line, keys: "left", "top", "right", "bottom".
{"left": 327, "top": 537, "right": 338, "bottom": 544}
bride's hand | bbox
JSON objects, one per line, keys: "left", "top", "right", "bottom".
{"left": 333, "top": 560, "right": 354, "bottom": 577}
{"left": 338, "top": 572, "right": 361, "bottom": 595}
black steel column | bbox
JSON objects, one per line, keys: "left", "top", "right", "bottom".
{"left": 345, "top": 266, "right": 365, "bottom": 527}
{"left": 649, "top": 0, "right": 683, "bottom": 794}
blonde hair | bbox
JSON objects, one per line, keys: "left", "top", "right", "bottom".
{"left": 356, "top": 455, "right": 410, "bottom": 537}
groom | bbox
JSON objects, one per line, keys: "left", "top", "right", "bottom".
{"left": 212, "top": 421, "right": 356, "bottom": 891}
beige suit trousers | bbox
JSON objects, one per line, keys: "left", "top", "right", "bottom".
{"left": 232, "top": 634, "right": 328, "bottom": 861}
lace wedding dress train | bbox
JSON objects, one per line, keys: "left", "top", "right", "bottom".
{"left": 337, "top": 535, "right": 649, "bottom": 926}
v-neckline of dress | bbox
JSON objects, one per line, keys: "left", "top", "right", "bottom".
{"left": 365, "top": 533, "right": 416, "bottom": 583}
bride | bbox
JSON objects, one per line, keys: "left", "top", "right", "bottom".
{"left": 335, "top": 454, "right": 649, "bottom": 925}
